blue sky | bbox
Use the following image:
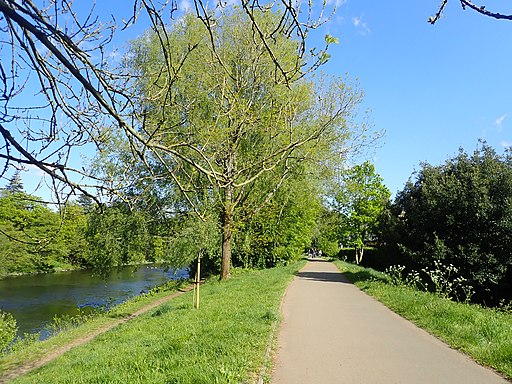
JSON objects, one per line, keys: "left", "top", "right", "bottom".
{"left": 3, "top": 1, "right": 512, "bottom": 200}
{"left": 317, "top": 1, "right": 512, "bottom": 195}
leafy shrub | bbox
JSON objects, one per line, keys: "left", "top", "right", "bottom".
{"left": 0, "top": 310, "right": 17, "bottom": 353}
{"left": 380, "top": 144, "right": 512, "bottom": 305}
{"left": 8, "top": 332, "right": 40, "bottom": 354}
{"left": 317, "top": 238, "right": 339, "bottom": 258}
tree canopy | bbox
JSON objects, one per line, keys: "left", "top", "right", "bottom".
{"left": 380, "top": 144, "right": 512, "bottom": 304}
{"left": 0, "top": 185, "right": 88, "bottom": 275}
{"left": 105, "top": 10, "right": 369, "bottom": 279}
{"left": 0, "top": 0, "right": 336, "bottom": 204}
{"left": 335, "top": 161, "right": 390, "bottom": 264}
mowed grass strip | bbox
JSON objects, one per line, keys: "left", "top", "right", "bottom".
{"left": 333, "top": 260, "right": 512, "bottom": 380}
{"left": 11, "top": 262, "right": 304, "bottom": 384}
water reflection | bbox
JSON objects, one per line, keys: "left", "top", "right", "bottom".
{"left": 0, "top": 265, "right": 188, "bottom": 339}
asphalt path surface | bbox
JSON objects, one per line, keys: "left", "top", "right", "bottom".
{"left": 271, "top": 259, "right": 509, "bottom": 384}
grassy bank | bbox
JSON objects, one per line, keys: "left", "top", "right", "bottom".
{"left": 1, "top": 280, "right": 187, "bottom": 375}
{"left": 333, "top": 260, "right": 512, "bottom": 380}
{"left": 7, "top": 262, "right": 304, "bottom": 384}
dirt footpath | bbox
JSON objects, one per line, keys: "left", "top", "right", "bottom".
{"left": 271, "top": 260, "right": 508, "bottom": 384}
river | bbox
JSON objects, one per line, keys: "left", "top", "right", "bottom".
{"left": 0, "top": 265, "right": 188, "bottom": 340}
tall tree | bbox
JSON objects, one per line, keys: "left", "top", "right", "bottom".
{"left": 0, "top": 190, "right": 71, "bottom": 273}
{"left": 0, "top": 0, "right": 506, "bottom": 212}
{"left": 3, "top": 171, "right": 24, "bottom": 195}
{"left": 0, "top": 0, "right": 335, "bottom": 205}
{"left": 334, "top": 161, "right": 390, "bottom": 264}
{"left": 85, "top": 202, "right": 152, "bottom": 271}
{"left": 0, "top": 0, "right": 344, "bottom": 275}
{"left": 119, "top": 10, "right": 367, "bottom": 279}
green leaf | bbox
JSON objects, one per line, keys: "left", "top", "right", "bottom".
{"left": 324, "top": 34, "right": 339, "bottom": 45}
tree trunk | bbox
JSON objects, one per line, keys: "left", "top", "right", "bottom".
{"left": 355, "top": 247, "right": 364, "bottom": 265}
{"left": 220, "top": 191, "right": 234, "bottom": 281}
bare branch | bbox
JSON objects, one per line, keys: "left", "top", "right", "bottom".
{"left": 429, "top": 0, "right": 512, "bottom": 24}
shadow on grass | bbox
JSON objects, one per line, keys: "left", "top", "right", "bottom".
{"left": 341, "top": 270, "right": 388, "bottom": 285}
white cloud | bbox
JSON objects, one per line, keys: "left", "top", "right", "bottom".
{"left": 24, "top": 164, "right": 46, "bottom": 177}
{"left": 179, "top": 0, "right": 192, "bottom": 12}
{"left": 501, "top": 140, "right": 512, "bottom": 148}
{"left": 326, "top": 0, "right": 347, "bottom": 7}
{"left": 352, "top": 14, "right": 370, "bottom": 34}
{"left": 496, "top": 114, "right": 507, "bottom": 132}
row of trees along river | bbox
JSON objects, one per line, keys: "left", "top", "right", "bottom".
{"left": 0, "top": 172, "right": 191, "bottom": 339}
{"left": 0, "top": 158, "right": 392, "bottom": 340}
{"left": 3, "top": 144, "right": 512, "bottom": 340}
{"left": 0, "top": 7, "right": 380, "bottom": 345}
{"left": 4, "top": 143, "right": 512, "bottom": 342}
{"left": 1, "top": 2, "right": 512, "bottom": 347}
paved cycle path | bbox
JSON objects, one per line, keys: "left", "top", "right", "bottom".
{"left": 271, "top": 259, "right": 508, "bottom": 384}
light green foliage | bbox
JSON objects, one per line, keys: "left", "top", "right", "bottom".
{"left": 312, "top": 207, "right": 341, "bottom": 257}
{"left": 324, "top": 34, "right": 339, "bottom": 45}
{"left": 123, "top": 9, "right": 365, "bottom": 278}
{"left": 10, "top": 262, "right": 304, "bottom": 383}
{"left": 46, "top": 309, "right": 103, "bottom": 337}
{"left": 166, "top": 214, "right": 220, "bottom": 270}
{"left": 235, "top": 173, "right": 322, "bottom": 267}
{"left": 316, "top": 236, "right": 340, "bottom": 258}
{"left": 85, "top": 203, "right": 151, "bottom": 271}
{"left": 0, "top": 310, "right": 17, "bottom": 353}
{"left": 335, "top": 161, "right": 390, "bottom": 263}
{"left": 0, "top": 187, "right": 88, "bottom": 274}
{"left": 84, "top": 199, "right": 216, "bottom": 272}
{"left": 56, "top": 204, "right": 88, "bottom": 266}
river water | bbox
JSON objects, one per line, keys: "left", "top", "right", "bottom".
{"left": 0, "top": 265, "right": 188, "bottom": 340}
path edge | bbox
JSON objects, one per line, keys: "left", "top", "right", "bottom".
{"left": 255, "top": 260, "right": 309, "bottom": 384}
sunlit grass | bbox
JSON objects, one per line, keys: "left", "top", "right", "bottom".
{"left": 0, "top": 280, "right": 186, "bottom": 375}
{"left": 333, "top": 260, "right": 512, "bottom": 380}
{"left": 9, "top": 262, "right": 304, "bottom": 384}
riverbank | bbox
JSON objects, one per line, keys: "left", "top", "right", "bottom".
{"left": 0, "top": 260, "right": 174, "bottom": 279}
{"left": 1, "top": 264, "right": 189, "bottom": 339}
{"left": 0, "top": 279, "right": 187, "bottom": 380}
{"left": 2, "top": 262, "right": 304, "bottom": 383}
{"left": 0, "top": 265, "right": 79, "bottom": 279}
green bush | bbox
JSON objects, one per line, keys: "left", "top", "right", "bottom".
{"left": 0, "top": 310, "right": 17, "bottom": 353}
{"left": 379, "top": 144, "right": 512, "bottom": 305}
{"left": 316, "top": 237, "right": 338, "bottom": 258}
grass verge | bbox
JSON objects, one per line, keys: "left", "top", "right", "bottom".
{"left": 8, "top": 262, "right": 304, "bottom": 384}
{"left": 333, "top": 260, "right": 512, "bottom": 380}
{"left": 0, "top": 280, "right": 187, "bottom": 376}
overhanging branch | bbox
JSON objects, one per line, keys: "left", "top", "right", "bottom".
{"left": 429, "top": 0, "right": 512, "bottom": 24}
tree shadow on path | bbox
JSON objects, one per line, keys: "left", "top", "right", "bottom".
{"left": 297, "top": 259, "right": 387, "bottom": 285}
{"left": 296, "top": 270, "right": 352, "bottom": 284}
